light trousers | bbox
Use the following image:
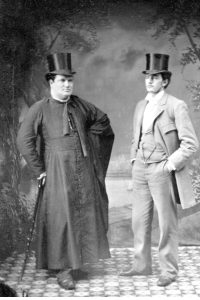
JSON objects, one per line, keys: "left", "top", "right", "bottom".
{"left": 131, "top": 151, "right": 178, "bottom": 278}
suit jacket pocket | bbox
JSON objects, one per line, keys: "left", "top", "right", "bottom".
{"left": 161, "top": 122, "right": 177, "bottom": 134}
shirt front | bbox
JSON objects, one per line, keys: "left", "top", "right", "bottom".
{"left": 142, "top": 89, "right": 165, "bottom": 133}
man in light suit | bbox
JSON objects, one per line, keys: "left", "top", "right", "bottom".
{"left": 120, "top": 53, "right": 199, "bottom": 286}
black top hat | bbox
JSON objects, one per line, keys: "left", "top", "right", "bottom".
{"left": 45, "top": 53, "right": 76, "bottom": 79}
{"left": 142, "top": 53, "right": 172, "bottom": 75}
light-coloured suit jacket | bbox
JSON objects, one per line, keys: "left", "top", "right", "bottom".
{"left": 131, "top": 92, "right": 199, "bottom": 209}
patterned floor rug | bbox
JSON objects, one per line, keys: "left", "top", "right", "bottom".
{"left": 0, "top": 247, "right": 200, "bottom": 297}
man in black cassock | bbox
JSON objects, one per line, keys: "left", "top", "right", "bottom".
{"left": 17, "top": 53, "right": 114, "bottom": 290}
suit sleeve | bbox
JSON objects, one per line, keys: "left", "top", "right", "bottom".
{"left": 168, "top": 101, "right": 199, "bottom": 171}
{"left": 17, "top": 102, "right": 45, "bottom": 177}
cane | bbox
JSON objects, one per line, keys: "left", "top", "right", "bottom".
{"left": 18, "top": 178, "right": 44, "bottom": 296}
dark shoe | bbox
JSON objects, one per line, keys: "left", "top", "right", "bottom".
{"left": 57, "top": 270, "right": 75, "bottom": 290}
{"left": 157, "top": 275, "right": 176, "bottom": 287}
{"left": 48, "top": 269, "right": 60, "bottom": 277}
{"left": 119, "top": 267, "right": 152, "bottom": 276}
{"left": 70, "top": 269, "right": 88, "bottom": 280}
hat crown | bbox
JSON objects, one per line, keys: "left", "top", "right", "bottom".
{"left": 143, "top": 53, "right": 171, "bottom": 75}
{"left": 46, "top": 53, "right": 75, "bottom": 76}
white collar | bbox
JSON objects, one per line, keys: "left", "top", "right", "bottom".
{"left": 145, "top": 89, "right": 165, "bottom": 104}
{"left": 51, "top": 92, "right": 70, "bottom": 103}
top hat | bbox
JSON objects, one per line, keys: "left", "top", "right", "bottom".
{"left": 142, "top": 53, "right": 172, "bottom": 75}
{"left": 45, "top": 53, "right": 76, "bottom": 78}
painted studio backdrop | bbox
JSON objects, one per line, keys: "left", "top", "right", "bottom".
{"left": 0, "top": 0, "right": 200, "bottom": 259}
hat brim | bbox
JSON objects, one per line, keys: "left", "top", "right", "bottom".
{"left": 142, "top": 70, "right": 172, "bottom": 75}
{"left": 46, "top": 69, "right": 76, "bottom": 76}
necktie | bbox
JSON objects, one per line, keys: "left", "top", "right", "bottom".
{"left": 63, "top": 102, "right": 70, "bottom": 135}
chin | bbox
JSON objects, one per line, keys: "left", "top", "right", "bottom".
{"left": 64, "top": 93, "right": 72, "bottom": 97}
{"left": 146, "top": 89, "right": 154, "bottom": 93}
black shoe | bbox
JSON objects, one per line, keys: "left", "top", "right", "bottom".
{"left": 71, "top": 269, "right": 88, "bottom": 280}
{"left": 48, "top": 269, "right": 60, "bottom": 277}
{"left": 157, "top": 275, "right": 176, "bottom": 287}
{"left": 119, "top": 267, "right": 152, "bottom": 276}
{"left": 57, "top": 270, "right": 75, "bottom": 290}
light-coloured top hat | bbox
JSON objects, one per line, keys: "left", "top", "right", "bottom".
{"left": 142, "top": 53, "right": 172, "bottom": 75}
{"left": 45, "top": 52, "right": 76, "bottom": 79}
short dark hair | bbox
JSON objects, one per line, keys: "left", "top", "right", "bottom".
{"left": 161, "top": 72, "right": 172, "bottom": 89}
{"left": 45, "top": 73, "right": 57, "bottom": 82}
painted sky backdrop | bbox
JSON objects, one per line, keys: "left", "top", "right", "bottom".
{"left": 38, "top": 2, "right": 200, "bottom": 161}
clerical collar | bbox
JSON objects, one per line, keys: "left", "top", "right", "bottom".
{"left": 51, "top": 94, "right": 70, "bottom": 103}
{"left": 145, "top": 89, "right": 165, "bottom": 103}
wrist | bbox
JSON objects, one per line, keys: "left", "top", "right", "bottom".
{"left": 166, "top": 160, "right": 176, "bottom": 172}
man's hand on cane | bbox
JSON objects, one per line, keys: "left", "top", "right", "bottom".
{"left": 37, "top": 172, "right": 46, "bottom": 186}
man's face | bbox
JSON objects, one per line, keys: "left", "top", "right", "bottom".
{"left": 145, "top": 73, "right": 168, "bottom": 94}
{"left": 50, "top": 74, "right": 74, "bottom": 100}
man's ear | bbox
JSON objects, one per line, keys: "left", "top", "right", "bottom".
{"left": 162, "top": 79, "right": 168, "bottom": 88}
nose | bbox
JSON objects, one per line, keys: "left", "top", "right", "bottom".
{"left": 148, "top": 75, "right": 154, "bottom": 83}
{"left": 63, "top": 78, "right": 73, "bottom": 89}
{"left": 64, "top": 80, "right": 70, "bottom": 86}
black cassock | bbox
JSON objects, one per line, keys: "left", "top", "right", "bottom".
{"left": 17, "top": 95, "right": 114, "bottom": 270}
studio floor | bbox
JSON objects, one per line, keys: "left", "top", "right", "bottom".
{"left": 0, "top": 247, "right": 200, "bottom": 297}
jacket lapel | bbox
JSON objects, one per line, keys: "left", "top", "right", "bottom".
{"left": 151, "top": 92, "right": 168, "bottom": 127}
{"left": 134, "top": 93, "right": 168, "bottom": 146}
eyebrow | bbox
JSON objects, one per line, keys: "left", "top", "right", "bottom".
{"left": 145, "top": 74, "right": 160, "bottom": 78}
{"left": 59, "top": 77, "right": 74, "bottom": 80}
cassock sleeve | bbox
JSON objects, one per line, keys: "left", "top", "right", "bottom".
{"left": 84, "top": 100, "right": 115, "bottom": 178}
{"left": 84, "top": 100, "right": 113, "bottom": 136}
{"left": 17, "top": 101, "right": 45, "bottom": 177}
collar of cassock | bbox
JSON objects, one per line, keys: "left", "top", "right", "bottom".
{"left": 50, "top": 95, "right": 76, "bottom": 108}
